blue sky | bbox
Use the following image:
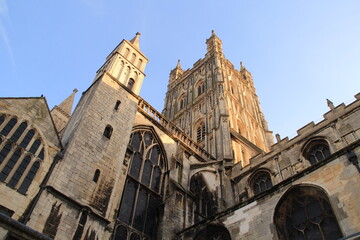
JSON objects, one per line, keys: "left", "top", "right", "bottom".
{"left": 1, "top": 0, "right": 359, "bottom": 140}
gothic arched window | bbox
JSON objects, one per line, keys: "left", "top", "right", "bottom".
{"left": 127, "top": 78, "right": 135, "bottom": 91}
{"left": 250, "top": 170, "right": 272, "bottom": 195}
{"left": 179, "top": 95, "right": 186, "bottom": 110}
{"left": 114, "top": 129, "right": 166, "bottom": 240}
{"left": 196, "top": 122, "right": 206, "bottom": 143}
{"left": 190, "top": 173, "right": 216, "bottom": 223}
{"left": 303, "top": 139, "right": 331, "bottom": 165}
{"left": 274, "top": 185, "right": 343, "bottom": 240}
{"left": 131, "top": 53, "right": 136, "bottom": 64}
{"left": 103, "top": 125, "right": 113, "bottom": 139}
{"left": 0, "top": 115, "right": 43, "bottom": 194}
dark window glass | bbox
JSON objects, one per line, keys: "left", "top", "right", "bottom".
{"left": 29, "top": 139, "right": 41, "bottom": 155}
{"left": 93, "top": 169, "right": 100, "bottom": 183}
{"left": 304, "top": 142, "right": 331, "bottom": 165}
{"left": 151, "top": 167, "right": 161, "bottom": 193}
{"left": 130, "top": 233, "right": 140, "bottom": 240}
{"left": 18, "top": 161, "right": 40, "bottom": 194}
{"left": 10, "top": 122, "right": 27, "bottom": 143}
{"left": 19, "top": 129, "right": 35, "bottom": 149}
{"left": 115, "top": 100, "right": 121, "bottom": 110}
{"left": 0, "top": 149, "right": 21, "bottom": 182}
{"left": 103, "top": 125, "right": 113, "bottom": 139}
{"left": 133, "top": 187, "right": 147, "bottom": 231}
{"left": 143, "top": 132, "right": 152, "bottom": 147}
{"left": 38, "top": 148, "right": 44, "bottom": 160}
{"left": 0, "top": 143, "right": 12, "bottom": 164}
{"left": 144, "top": 194, "right": 159, "bottom": 237}
{"left": 141, "top": 160, "right": 152, "bottom": 187}
{"left": 114, "top": 225, "right": 127, "bottom": 240}
{"left": 0, "top": 118, "right": 17, "bottom": 137}
{"left": 0, "top": 115, "right": 4, "bottom": 126}
{"left": 190, "top": 174, "right": 216, "bottom": 223}
{"left": 275, "top": 186, "right": 343, "bottom": 240}
{"left": 8, "top": 155, "right": 31, "bottom": 188}
{"left": 118, "top": 179, "right": 137, "bottom": 224}
{"left": 251, "top": 171, "right": 272, "bottom": 195}
{"left": 149, "top": 147, "right": 159, "bottom": 165}
{"left": 116, "top": 129, "right": 165, "bottom": 239}
{"left": 130, "top": 152, "right": 142, "bottom": 180}
{"left": 131, "top": 132, "right": 141, "bottom": 151}
{"left": 127, "top": 79, "right": 135, "bottom": 90}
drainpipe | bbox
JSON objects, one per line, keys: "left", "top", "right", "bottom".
{"left": 21, "top": 151, "right": 63, "bottom": 224}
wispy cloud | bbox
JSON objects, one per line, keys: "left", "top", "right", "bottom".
{"left": 0, "top": 0, "right": 8, "bottom": 16}
{"left": 79, "top": 0, "right": 105, "bottom": 16}
{"left": 0, "top": 0, "right": 15, "bottom": 67}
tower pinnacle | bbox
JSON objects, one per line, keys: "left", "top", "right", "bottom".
{"left": 129, "top": 32, "right": 141, "bottom": 50}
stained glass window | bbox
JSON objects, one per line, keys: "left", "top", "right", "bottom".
{"left": 115, "top": 129, "right": 165, "bottom": 240}
{"left": 251, "top": 171, "right": 272, "bottom": 195}
{"left": 0, "top": 118, "right": 17, "bottom": 137}
{"left": 274, "top": 186, "right": 343, "bottom": 240}
{"left": 0, "top": 115, "right": 43, "bottom": 194}
{"left": 303, "top": 140, "right": 331, "bottom": 165}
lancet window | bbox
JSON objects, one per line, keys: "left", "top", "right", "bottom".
{"left": 0, "top": 114, "right": 43, "bottom": 194}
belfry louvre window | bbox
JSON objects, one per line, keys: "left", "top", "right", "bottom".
{"left": 114, "top": 129, "right": 166, "bottom": 240}
{"left": 0, "top": 114, "right": 43, "bottom": 194}
{"left": 303, "top": 140, "right": 331, "bottom": 165}
{"left": 196, "top": 122, "right": 206, "bottom": 143}
{"left": 250, "top": 170, "right": 272, "bottom": 195}
{"left": 274, "top": 186, "right": 343, "bottom": 240}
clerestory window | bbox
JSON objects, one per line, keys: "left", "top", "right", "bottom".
{"left": 250, "top": 170, "right": 272, "bottom": 195}
{"left": 303, "top": 140, "right": 331, "bottom": 165}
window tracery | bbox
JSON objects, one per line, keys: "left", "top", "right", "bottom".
{"left": 190, "top": 174, "right": 216, "bottom": 223}
{"left": 250, "top": 170, "right": 272, "bottom": 195}
{"left": 303, "top": 139, "right": 331, "bottom": 165}
{"left": 274, "top": 186, "right": 342, "bottom": 240}
{"left": 114, "top": 129, "right": 166, "bottom": 240}
{"left": 0, "top": 114, "right": 43, "bottom": 194}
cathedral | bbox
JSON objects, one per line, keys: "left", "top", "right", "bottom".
{"left": 0, "top": 31, "right": 359, "bottom": 240}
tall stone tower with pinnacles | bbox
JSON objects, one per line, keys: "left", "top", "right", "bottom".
{"left": 163, "top": 30, "right": 273, "bottom": 168}
{"left": 0, "top": 31, "right": 359, "bottom": 240}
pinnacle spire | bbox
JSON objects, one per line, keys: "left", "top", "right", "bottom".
{"left": 176, "top": 59, "right": 182, "bottom": 69}
{"left": 129, "top": 32, "right": 141, "bottom": 50}
{"left": 57, "top": 89, "right": 78, "bottom": 116}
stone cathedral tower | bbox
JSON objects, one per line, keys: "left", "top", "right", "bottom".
{"left": 25, "top": 33, "right": 149, "bottom": 239}
{"left": 1, "top": 31, "right": 359, "bottom": 240}
{"left": 163, "top": 31, "right": 273, "bottom": 168}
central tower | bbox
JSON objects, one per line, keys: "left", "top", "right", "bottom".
{"left": 163, "top": 31, "right": 273, "bottom": 167}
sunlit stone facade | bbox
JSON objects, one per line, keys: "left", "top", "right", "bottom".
{"left": 0, "top": 32, "right": 359, "bottom": 240}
